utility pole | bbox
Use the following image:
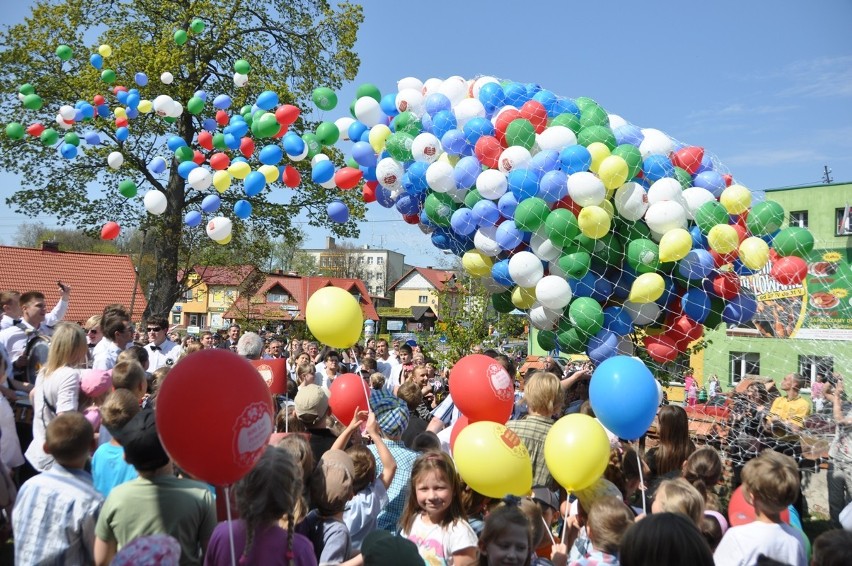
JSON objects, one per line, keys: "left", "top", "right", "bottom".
{"left": 822, "top": 165, "right": 833, "bottom": 184}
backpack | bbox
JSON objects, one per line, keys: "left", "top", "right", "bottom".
{"left": 12, "top": 323, "right": 50, "bottom": 385}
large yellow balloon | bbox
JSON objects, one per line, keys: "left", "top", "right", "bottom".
{"left": 228, "top": 161, "right": 251, "bottom": 180}
{"left": 511, "top": 286, "right": 536, "bottom": 309}
{"left": 138, "top": 100, "right": 153, "bottom": 114}
{"left": 212, "top": 170, "right": 232, "bottom": 193}
{"left": 658, "top": 228, "right": 693, "bottom": 262}
{"left": 577, "top": 206, "right": 611, "bottom": 239}
{"left": 628, "top": 273, "right": 665, "bottom": 304}
{"left": 305, "top": 287, "right": 363, "bottom": 348}
{"left": 707, "top": 224, "right": 739, "bottom": 254}
{"left": 462, "top": 250, "right": 493, "bottom": 277}
{"left": 720, "top": 184, "right": 752, "bottom": 214}
{"left": 597, "top": 155, "right": 629, "bottom": 191}
{"left": 98, "top": 44, "right": 112, "bottom": 58}
{"left": 739, "top": 236, "right": 770, "bottom": 270}
{"left": 544, "top": 414, "right": 610, "bottom": 491}
{"left": 114, "top": 107, "right": 127, "bottom": 119}
{"left": 587, "top": 142, "right": 611, "bottom": 174}
{"left": 259, "top": 164, "right": 279, "bottom": 184}
{"left": 454, "top": 422, "right": 533, "bottom": 498}
{"left": 368, "top": 124, "right": 392, "bottom": 153}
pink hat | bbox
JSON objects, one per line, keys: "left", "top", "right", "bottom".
{"left": 81, "top": 369, "right": 113, "bottom": 397}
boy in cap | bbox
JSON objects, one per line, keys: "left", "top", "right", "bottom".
{"left": 13, "top": 412, "right": 104, "bottom": 565}
{"left": 294, "top": 383, "right": 338, "bottom": 463}
{"left": 93, "top": 408, "right": 216, "bottom": 566}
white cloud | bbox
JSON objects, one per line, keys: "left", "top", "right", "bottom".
{"left": 764, "top": 56, "right": 852, "bottom": 98}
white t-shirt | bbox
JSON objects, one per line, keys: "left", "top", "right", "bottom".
{"left": 25, "top": 366, "right": 81, "bottom": 471}
{"left": 401, "top": 514, "right": 478, "bottom": 565}
{"left": 343, "top": 478, "right": 388, "bottom": 552}
{"left": 713, "top": 521, "right": 807, "bottom": 566}
{"left": 376, "top": 358, "right": 394, "bottom": 379}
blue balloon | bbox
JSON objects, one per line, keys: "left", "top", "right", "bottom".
{"left": 471, "top": 199, "right": 500, "bottom": 227}
{"left": 148, "top": 156, "right": 167, "bottom": 174}
{"left": 115, "top": 127, "right": 129, "bottom": 142}
{"left": 201, "top": 194, "right": 221, "bottom": 213}
{"left": 133, "top": 72, "right": 147, "bottom": 86}
{"left": 244, "top": 171, "right": 266, "bottom": 197}
{"left": 478, "top": 82, "right": 506, "bottom": 113}
{"left": 380, "top": 93, "right": 399, "bottom": 117}
{"left": 681, "top": 288, "right": 711, "bottom": 323}
{"left": 532, "top": 89, "right": 559, "bottom": 116}
{"left": 395, "top": 194, "right": 420, "bottom": 216}
{"left": 419, "top": 209, "right": 437, "bottom": 229}
{"left": 689, "top": 225, "right": 708, "bottom": 249}
{"left": 228, "top": 120, "right": 249, "bottom": 138}
{"left": 503, "top": 82, "right": 530, "bottom": 107}
{"left": 213, "top": 94, "right": 232, "bottom": 110}
{"left": 167, "top": 136, "right": 187, "bottom": 151}
{"left": 722, "top": 291, "right": 758, "bottom": 325}
{"left": 96, "top": 104, "right": 109, "bottom": 118}
{"left": 693, "top": 171, "right": 726, "bottom": 197}
{"left": 463, "top": 117, "right": 494, "bottom": 146}
{"left": 116, "top": 91, "right": 128, "bottom": 105}
{"left": 450, "top": 208, "right": 477, "bottom": 236}
{"left": 404, "top": 161, "right": 429, "bottom": 196}
{"left": 553, "top": 97, "right": 580, "bottom": 118}
{"left": 431, "top": 110, "right": 457, "bottom": 140}
{"left": 259, "top": 144, "right": 283, "bottom": 166}
{"left": 613, "top": 125, "right": 644, "bottom": 147}
{"left": 256, "top": 90, "right": 279, "bottom": 111}
{"left": 495, "top": 221, "right": 522, "bottom": 250}
{"left": 84, "top": 132, "right": 101, "bottom": 145}
{"left": 507, "top": 169, "right": 539, "bottom": 201}
{"left": 538, "top": 170, "right": 568, "bottom": 203}
{"left": 185, "top": 211, "right": 202, "bottom": 227}
{"left": 125, "top": 93, "right": 140, "bottom": 110}
{"left": 696, "top": 153, "right": 715, "bottom": 174}
{"left": 194, "top": 90, "right": 208, "bottom": 102}
{"left": 678, "top": 249, "right": 715, "bottom": 280}
{"left": 431, "top": 229, "right": 452, "bottom": 250}
{"left": 603, "top": 306, "right": 634, "bottom": 336}
{"left": 529, "top": 150, "right": 560, "bottom": 177}
{"left": 588, "top": 329, "right": 619, "bottom": 365}
{"left": 348, "top": 121, "right": 368, "bottom": 143}
{"left": 560, "top": 145, "right": 593, "bottom": 174}
{"left": 234, "top": 200, "right": 252, "bottom": 219}
{"left": 224, "top": 133, "right": 240, "bottom": 150}
{"left": 571, "top": 271, "right": 613, "bottom": 303}
{"left": 311, "top": 160, "right": 335, "bottom": 183}
{"left": 425, "top": 93, "right": 452, "bottom": 115}
{"left": 453, "top": 156, "right": 481, "bottom": 189}
{"left": 590, "top": 356, "right": 659, "bottom": 440}
{"left": 375, "top": 186, "right": 395, "bottom": 208}
{"left": 610, "top": 266, "right": 637, "bottom": 300}
{"left": 79, "top": 104, "right": 95, "bottom": 120}
{"left": 732, "top": 259, "right": 757, "bottom": 276}
{"left": 177, "top": 161, "right": 198, "bottom": 179}
{"left": 59, "top": 143, "right": 77, "bottom": 159}
{"left": 201, "top": 118, "right": 218, "bottom": 132}
{"left": 89, "top": 54, "right": 103, "bottom": 70}
{"left": 351, "top": 141, "right": 377, "bottom": 168}
{"left": 492, "top": 260, "right": 514, "bottom": 287}
{"left": 282, "top": 133, "right": 305, "bottom": 156}
{"left": 328, "top": 200, "right": 350, "bottom": 223}
{"left": 441, "top": 129, "right": 468, "bottom": 156}
{"left": 643, "top": 155, "right": 675, "bottom": 182}
{"left": 498, "top": 192, "right": 519, "bottom": 219}
{"left": 126, "top": 107, "right": 139, "bottom": 120}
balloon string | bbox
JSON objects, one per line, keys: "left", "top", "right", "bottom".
{"left": 561, "top": 497, "right": 570, "bottom": 544}
{"left": 636, "top": 444, "right": 647, "bottom": 515}
{"left": 225, "top": 484, "right": 237, "bottom": 566}
{"left": 543, "top": 515, "right": 556, "bottom": 545}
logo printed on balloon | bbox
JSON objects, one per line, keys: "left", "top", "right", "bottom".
{"left": 254, "top": 363, "right": 274, "bottom": 387}
{"left": 234, "top": 401, "right": 274, "bottom": 467}
{"left": 499, "top": 427, "right": 526, "bottom": 457}
{"left": 488, "top": 363, "right": 513, "bottom": 402}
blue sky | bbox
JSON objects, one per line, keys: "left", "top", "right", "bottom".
{"left": 1, "top": 0, "right": 850, "bottom": 268}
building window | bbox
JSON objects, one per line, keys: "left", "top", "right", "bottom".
{"left": 836, "top": 207, "right": 852, "bottom": 236}
{"left": 188, "top": 313, "right": 206, "bottom": 328}
{"left": 799, "top": 355, "right": 833, "bottom": 387}
{"left": 418, "top": 295, "right": 429, "bottom": 304}
{"left": 267, "top": 292, "right": 288, "bottom": 303}
{"left": 377, "top": 256, "right": 384, "bottom": 265}
{"left": 367, "top": 256, "right": 374, "bottom": 265}
{"left": 358, "top": 256, "right": 364, "bottom": 264}
{"left": 171, "top": 313, "right": 181, "bottom": 324}
{"left": 367, "top": 285, "right": 373, "bottom": 294}
{"left": 789, "top": 211, "right": 808, "bottom": 229}
{"left": 729, "top": 352, "right": 759, "bottom": 384}
{"left": 376, "top": 286, "right": 383, "bottom": 296}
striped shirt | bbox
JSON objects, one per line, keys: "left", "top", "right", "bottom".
{"left": 507, "top": 415, "right": 557, "bottom": 490}
{"left": 13, "top": 463, "right": 103, "bottom": 565}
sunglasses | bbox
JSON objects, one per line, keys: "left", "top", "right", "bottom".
{"left": 147, "top": 327, "right": 163, "bottom": 332}
{"left": 86, "top": 328, "right": 99, "bottom": 334}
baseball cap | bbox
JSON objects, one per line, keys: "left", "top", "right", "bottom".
{"left": 531, "top": 486, "right": 560, "bottom": 513}
{"left": 81, "top": 369, "right": 113, "bottom": 397}
{"left": 311, "top": 449, "right": 355, "bottom": 515}
{"left": 294, "top": 384, "right": 329, "bottom": 426}
{"left": 361, "top": 529, "right": 423, "bottom": 566}
{"left": 370, "top": 390, "right": 410, "bottom": 438}
{"left": 113, "top": 408, "right": 170, "bottom": 472}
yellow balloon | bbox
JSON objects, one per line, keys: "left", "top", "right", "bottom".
{"left": 98, "top": 44, "right": 112, "bottom": 58}
{"left": 212, "top": 170, "right": 232, "bottom": 193}
{"left": 598, "top": 199, "right": 615, "bottom": 219}
{"left": 462, "top": 250, "right": 493, "bottom": 277}
{"left": 453, "top": 422, "right": 533, "bottom": 498}
{"left": 259, "top": 165, "right": 279, "bottom": 184}
{"left": 137, "top": 100, "right": 153, "bottom": 114}
{"left": 577, "top": 206, "right": 611, "bottom": 239}
{"left": 720, "top": 184, "right": 752, "bottom": 214}
{"left": 228, "top": 161, "right": 251, "bottom": 180}
{"left": 658, "top": 228, "right": 693, "bottom": 262}
{"left": 739, "top": 236, "right": 770, "bottom": 270}
{"left": 544, "top": 414, "right": 610, "bottom": 491}
{"left": 512, "top": 286, "right": 537, "bottom": 309}
{"left": 587, "top": 142, "right": 611, "bottom": 174}
{"left": 114, "top": 107, "right": 127, "bottom": 119}
{"left": 628, "top": 273, "right": 665, "bottom": 304}
{"left": 438, "top": 152, "right": 460, "bottom": 167}
{"left": 707, "top": 224, "right": 739, "bottom": 254}
{"left": 597, "top": 155, "right": 629, "bottom": 191}
{"left": 214, "top": 234, "right": 232, "bottom": 245}
{"left": 368, "top": 124, "right": 392, "bottom": 154}
{"left": 305, "top": 286, "right": 363, "bottom": 348}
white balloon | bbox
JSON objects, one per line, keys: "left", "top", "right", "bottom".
{"left": 320, "top": 178, "right": 337, "bottom": 189}
{"left": 233, "top": 73, "right": 248, "bottom": 87}
{"left": 55, "top": 114, "right": 73, "bottom": 130}
{"left": 422, "top": 78, "right": 443, "bottom": 96}
{"left": 188, "top": 167, "right": 212, "bottom": 190}
{"left": 453, "top": 98, "right": 486, "bottom": 130}
{"left": 143, "top": 190, "right": 168, "bottom": 215}
{"left": 623, "top": 301, "right": 661, "bottom": 326}
{"left": 476, "top": 169, "right": 508, "bottom": 200}
{"left": 509, "top": 251, "right": 544, "bottom": 288}
{"left": 58, "top": 105, "right": 76, "bottom": 121}
{"left": 439, "top": 76, "right": 467, "bottom": 106}
{"left": 167, "top": 101, "right": 183, "bottom": 118}
{"left": 498, "top": 146, "right": 532, "bottom": 173}
{"left": 536, "top": 126, "right": 577, "bottom": 153}
{"left": 205, "top": 216, "right": 232, "bottom": 240}
{"left": 397, "top": 77, "right": 424, "bottom": 92}
{"left": 608, "top": 114, "right": 627, "bottom": 129}
{"left": 530, "top": 228, "right": 563, "bottom": 262}
{"left": 396, "top": 88, "right": 425, "bottom": 116}
{"left": 160, "top": 72, "right": 174, "bottom": 85}
{"left": 535, "top": 275, "right": 573, "bottom": 310}
{"left": 639, "top": 128, "right": 674, "bottom": 159}
{"left": 311, "top": 153, "right": 330, "bottom": 167}
{"left": 411, "top": 132, "right": 442, "bottom": 163}
{"left": 334, "top": 117, "right": 355, "bottom": 141}
{"left": 354, "top": 96, "right": 385, "bottom": 127}
{"left": 648, "top": 178, "right": 687, "bottom": 208}
{"left": 682, "top": 187, "right": 716, "bottom": 220}
{"left": 645, "top": 201, "right": 687, "bottom": 234}
{"left": 426, "top": 161, "right": 456, "bottom": 193}
{"left": 567, "top": 172, "right": 606, "bottom": 207}
{"left": 529, "top": 301, "right": 561, "bottom": 330}
{"left": 152, "top": 95, "right": 174, "bottom": 116}
{"left": 107, "top": 151, "right": 124, "bottom": 169}
{"left": 376, "top": 157, "right": 404, "bottom": 189}
{"left": 474, "top": 226, "right": 502, "bottom": 257}
{"left": 614, "top": 182, "right": 649, "bottom": 221}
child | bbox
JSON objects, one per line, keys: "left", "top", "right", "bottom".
{"left": 275, "top": 434, "right": 314, "bottom": 527}
{"left": 13, "top": 412, "right": 104, "bottom": 565}
{"left": 91, "top": 389, "right": 140, "bottom": 497}
{"left": 370, "top": 371, "right": 386, "bottom": 391}
{"left": 399, "top": 451, "right": 478, "bottom": 565}
{"left": 620, "top": 513, "right": 714, "bottom": 566}
{"left": 651, "top": 478, "right": 705, "bottom": 526}
{"left": 566, "top": 497, "right": 634, "bottom": 566}
{"left": 204, "top": 446, "right": 316, "bottom": 565}
{"left": 478, "top": 504, "right": 533, "bottom": 566}
{"left": 682, "top": 447, "right": 723, "bottom": 511}
{"left": 79, "top": 368, "right": 113, "bottom": 438}
{"left": 713, "top": 451, "right": 807, "bottom": 566}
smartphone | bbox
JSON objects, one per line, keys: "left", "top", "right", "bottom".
{"left": 57, "top": 280, "right": 67, "bottom": 292}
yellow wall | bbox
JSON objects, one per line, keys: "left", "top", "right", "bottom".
{"left": 394, "top": 288, "right": 439, "bottom": 310}
{"left": 181, "top": 277, "right": 208, "bottom": 314}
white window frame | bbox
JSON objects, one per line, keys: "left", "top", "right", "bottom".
{"left": 730, "top": 351, "right": 760, "bottom": 385}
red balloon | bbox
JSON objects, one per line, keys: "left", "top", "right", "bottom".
{"left": 276, "top": 104, "right": 300, "bottom": 126}
{"left": 449, "top": 414, "right": 470, "bottom": 452}
{"left": 273, "top": 124, "right": 288, "bottom": 139}
{"left": 209, "top": 153, "right": 230, "bottom": 171}
{"left": 282, "top": 165, "right": 301, "bottom": 188}
{"left": 722, "top": 174, "right": 733, "bottom": 187}
{"left": 494, "top": 108, "right": 522, "bottom": 146}
{"left": 771, "top": 256, "right": 807, "bottom": 285}
{"left": 732, "top": 223, "right": 748, "bottom": 243}
{"left": 712, "top": 272, "right": 741, "bottom": 300}
{"left": 668, "top": 315, "right": 703, "bottom": 350}
{"left": 671, "top": 146, "right": 705, "bottom": 175}
{"left": 192, "top": 150, "right": 205, "bottom": 165}
{"left": 519, "top": 100, "right": 548, "bottom": 134}
{"left": 449, "top": 354, "right": 514, "bottom": 423}
{"left": 157, "top": 350, "right": 274, "bottom": 486}
{"left": 26, "top": 123, "right": 45, "bottom": 137}
{"left": 198, "top": 131, "right": 213, "bottom": 151}
{"left": 115, "top": 118, "right": 128, "bottom": 128}
{"left": 328, "top": 373, "right": 371, "bottom": 427}
{"left": 112, "top": 85, "right": 128, "bottom": 94}
{"left": 93, "top": 94, "right": 106, "bottom": 106}
{"left": 101, "top": 221, "right": 120, "bottom": 241}
{"left": 334, "top": 167, "right": 363, "bottom": 190}
{"left": 362, "top": 181, "right": 377, "bottom": 203}
{"left": 728, "top": 485, "right": 790, "bottom": 527}
{"left": 553, "top": 195, "right": 583, "bottom": 217}
{"left": 239, "top": 137, "right": 255, "bottom": 159}
{"left": 215, "top": 110, "right": 230, "bottom": 127}
{"left": 474, "top": 135, "right": 502, "bottom": 169}
{"left": 710, "top": 249, "right": 737, "bottom": 268}
{"left": 644, "top": 335, "right": 679, "bottom": 363}
{"left": 403, "top": 213, "right": 420, "bottom": 225}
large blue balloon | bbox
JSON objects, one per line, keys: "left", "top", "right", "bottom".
{"left": 244, "top": 171, "right": 266, "bottom": 197}
{"left": 201, "top": 194, "right": 221, "bottom": 213}
{"left": 678, "top": 249, "right": 715, "bottom": 280}
{"left": 213, "top": 94, "right": 232, "bottom": 109}
{"left": 441, "top": 129, "right": 468, "bottom": 155}
{"left": 613, "top": 125, "right": 644, "bottom": 147}
{"left": 590, "top": 356, "right": 659, "bottom": 440}
{"left": 425, "top": 93, "right": 452, "bottom": 115}
{"left": 529, "top": 150, "right": 560, "bottom": 177}
{"left": 497, "top": 192, "right": 518, "bottom": 219}
{"left": 259, "top": 145, "right": 283, "bottom": 166}
{"left": 538, "top": 170, "right": 568, "bottom": 203}
{"left": 348, "top": 121, "right": 368, "bottom": 143}
{"left": 380, "top": 93, "right": 399, "bottom": 117}
{"left": 507, "top": 169, "right": 539, "bottom": 201}
{"left": 471, "top": 200, "right": 500, "bottom": 227}
{"left": 722, "top": 291, "right": 758, "bottom": 325}
{"left": 89, "top": 54, "right": 103, "bottom": 70}
{"left": 311, "top": 160, "right": 335, "bottom": 183}
{"left": 395, "top": 194, "right": 420, "bottom": 216}
{"left": 642, "top": 155, "right": 675, "bottom": 182}
{"left": 478, "top": 82, "right": 505, "bottom": 113}
{"left": 495, "top": 221, "right": 522, "bottom": 250}
{"left": 351, "top": 141, "right": 377, "bottom": 168}
{"left": 431, "top": 111, "right": 458, "bottom": 140}
{"left": 234, "top": 200, "right": 252, "bottom": 219}
{"left": 693, "top": 171, "right": 726, "bottom": 197}
{"left": 504, "top": 82, "right": 531, "bottom": 107}
{"left": 491, "top": 259, "right": 514, "bottom": 287}
{"left": 560, "top": 145, "right": 592, "bottom": 174}
{"left": 463, "top": 117, "right": 494, "bottom": 146}
{"left": 450, "top": 208, "right": 476, "bottom": 236}
{"left": 603, "top": 306, "right": 633, "bottom": 335}
{"left": 184, "top": 210, "right": 202, "bottom": 227}
{"left": 453, "top": 156, "right": 481, "bottom": 189}
{"left": 681, "top": 288, "right": 711, "bottom": 323}
{"left": 328, "top": 200, "right": 349, "bottom": 223}
{"left": 256, "top": 90, "right": 279, "bottom": 111}
{"left": 177, "top": 161, "right": 198, "bottom": 180}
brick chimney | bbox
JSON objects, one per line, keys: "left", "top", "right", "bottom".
{"left": 41, "top": 241, "right": 59, "bottom": 252}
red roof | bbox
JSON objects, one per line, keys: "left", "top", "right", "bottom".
{"left": 186, "top": 265, "right": 258, "bottom": 286}
{"left": 388, "top": 267, "right": 456, "bottom": 292}
{"left": 224, "top": 273, "right": 378, "bottom": 321}
{"left": 0, "top": 245, "right": 146, "bottom": 323}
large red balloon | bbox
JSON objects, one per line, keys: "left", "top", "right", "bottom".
{"left": 239, "top": 137, "right": 255, "bottom": 159}
{"left": 328, "top": 373, "right": 371, "bottom": 426}
{"left": 671, "top": 146, "right": 704, "bottom": 175}
{"left": 282, "top": 165, "right": 301, "bottom": 188}
{"left": 26, "top": 123, "right": 45, "bottom": 137}
{"left": 197, "top": 131, "right": 213, "bottom": 151}
{"left": 209, "top": 153, "right": 230, "bottom": 171}
{"left": 712, "top": 272, "right": 741, "bottom": 300}
{"left": 362, "top": 180, "right": 377, "bottom": 203}
{"left": 449, "top": 355, "right": 514, "bottom": 423}
{"left": 275, "top": 104, "right": 300, "bottom": 126}
{"left": 728, "top": 485, "right": 790, "bottom": 526}
{"left": 494, "top": 108, "right": 522, "bottom": 146}
{"left": 519, "top": 100, "right": 548, "bottom": 133}
{"left": 156, "top": 349, "right": 274, "bottom": 486}
{"left": 474, "top": 135, "right": 502, "bottom": 169}
{"left": 334, "top": 167, "right": 363, "bottom": 190}
{"left": 771, "top": 256, "right": 807, "bottom": 286}
{"left": 101, "top": 221, "right": 120, "bottom": 240}
{"left": 644, "top": 335, "right": 679, "bottom": 363}
{"left": 449, "top": 414, "right": 470, "bottom": 452}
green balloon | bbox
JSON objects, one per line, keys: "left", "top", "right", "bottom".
{"left": 514, "top": 197, "right": 550, "bottom": 232}
{"left": 40, "top": 128, "right": 58, "bottom": 146}
{"left": 163, "top": 117, "right": 177, "bottom": 124}
{"left": 22, "top": 93, "right": 44, "bottom": 110}
{"left": 186, "top": 96, "right": 205, "bottom": 115}
{"left": 747, "top": 201, "right": 786, "bottom": 236}
{"left": 549, "top": 113, "right": 581, "bottom": 134}
{"left": 545, "top": 209, "right": 579, "bottom": 248}
{"left": 234, "top": 59, "right": 251, "bottom": 74}
{"left": 568, "top": 297, "right": 604, "bottom": 336}
{"left": 349, "top": 98, "right": 357, "bottom": 119}
{"left": 703, "top": 297, "right": 727, "bottom": 330}
{"left": 556, "top": 327, "right": 587, "bottom": 354}
{"left": 345, "top": 156, "right": 359, "bottom": 169}
{"left": 302, "top": 133, "right": 321, "bottom": 159}
{"left": 558, "top": 251, "right": 591, "bottom": 279}
{"left": 592, "top": 233, "right": 623, "bottom": 267}
{"left": 614, "top": 217, "right": 652, "bottom": 242}
{"left": 118, "top": 179, "right": 137, "bottom": 198}
{"left": 174, "top": 30, "right": 188, "bottom": 46}
{"left": 189, "top": 18, "right": 205, "bottom": 34}
{"left": 537, "top": 329, "right": 558, "bottom": 352}
{"left": 174, "top": 146, "right": 194, "bottom": 162}
{"left": 19, "top": 83, "right": 35, "bottom": 96}
{"left": 254, "top": 113, "right": 280, "bottom": 138}
{"left": 63, "top": 132, "right": 80, "bottom": 147}
{"left": 612, "top": 144, "right": 643, "bottom": 179}
{"left": 771, "top": 226, "right": 814, "bottom": 258}
{"left": 565, "top": 233, "right": 596, "bottom": 254}
{"left": 391, "top": 111, "right": 422, "bottom": 136}
{"left": 240, "top": 105, "right": 253, "bottom": 118}
{"left": 464, "top": 188, "right": 483, "bottom": 209}
{"left": 5, "top": 122, "right": 24, "bottom": 140}
{"left": 385, "top": 132, "right": 414, "bottom": 162}
{"left": 312, "top": 87, "right": 337, "bottom": 111}
{"left": 577, "top": 125, "right": 616, "bottom": 150}
{"left": 505, "top": 119, "right": 536, "bottom": 150}
{"left": 575, "top": 97, "right": 599, "bottom": 113}
{"left": 212, "top": 132, "right": 226, "bottom": 150}
{"left": 627, "top": 239, "right": 660, "bottom": 274}
{"left": 492, "top": 291, "right": 515, "bottom": 314}
{"left": 55, "top": 44, "right": 73, "bottom": 61}
{"left": 356, "top": 83, "right": 382, "bottom": 103}
{"left": 673, "top": 166, "right": 692, "bottom": 190}
{"left": 315, "top": 121, "right": 340, "bottom": 146}
{"left": 694, "top": 201, "right": 729, "bottom": 234}
{"left": 424, "top": 192, "right": 458, "bottom": 227}
{"left": 101, "top": 69, "right": 116, "bottom": 84}
{"left": 579, "top": 103, "right": 609, "bottom": 129}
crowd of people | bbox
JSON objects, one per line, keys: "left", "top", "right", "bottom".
{"left": 0, "top": 285, "right": 852, "bottom": 565}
